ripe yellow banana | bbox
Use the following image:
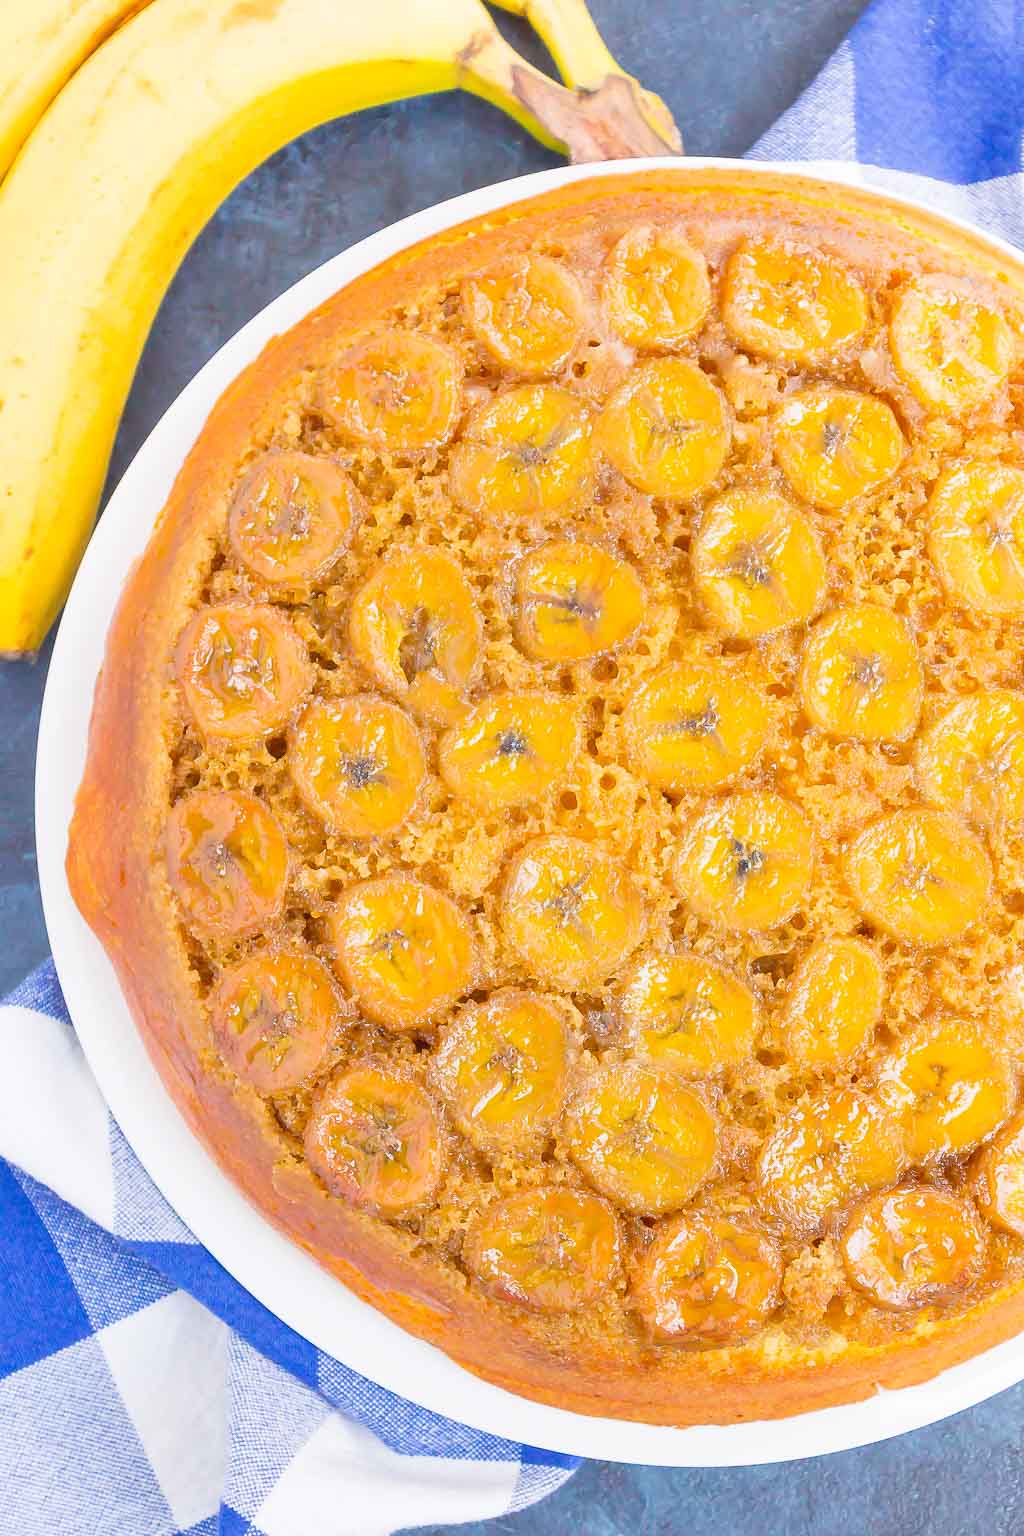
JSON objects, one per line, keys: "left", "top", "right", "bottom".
{"left": 0, "top": 0, "right": 151, "bottom": 180}
{"left": 0, "top": 0, "right": 679, "bottom": 656}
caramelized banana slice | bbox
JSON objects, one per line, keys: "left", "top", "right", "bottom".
{"left": 619, "top": 951, "right": 760, "bottom": 1074}
{"left": 845, "top": 809, "right": 991, "bottom": 946}
{"left": 692, "top": 487, "right": 827, "bottom": 638}
{"left": 674, "top": 791, "right": 814, "bottom": 932}
{"left": 722, "top": 237, "right": 867, "bottom": 364}
{"left": 431, "top": 989, "right": 573, "bottom": 1156}
{"left": 881, "top": 1019, "right": 1014, "bottom": 1162}
{"left": 624, "top": 661, "right": 771, "bottom": 792}
{"left": 165, "top": 789, "right": 288, "bottom": 943}
{"left": 631, "top": 1212, "right": 782, "bottom": 1342}
{"left": 462, "top": 255, "right": 586, "bottom": 375}
{"left": 210, "top": 949, "right": 339, "bottom": 1092}
{"left": 602, "top": 225, "right": 711, "bottom": 349}
{"left": 513, "top": 540, "right": 645, "bottom": 662}
{"left": 227, "top": 451, "right": 359, "bottom": 587}
{"left": 330, "top": 876, "right": 474, "bottom": 1030}
{"left": 841, "top": 1186, "right": 986, "bottom": 1310}
{"left": 597, "top": 358, "right": 730, "bottom": 499}
{"left": 304, "top": 1064, "right": 446, "bottom": 1216}
{"left": 449, "top": 385, "right": 594, "bottom": 520}
{"left": 800, "top": 603, "right": 924, "bottom": 741}
{"left": 464, "top": 1187, "right": 620, "bottom": 1312}
{"left": 567, "top": 1061, "right": 718, "bottom": 1216}
{"left": 175, "top": 603, "right": 313, "bottom": 742}
{"left": 501, "top": 834, "right": 645, "bottom": 989}
{"left": 971, "top": 1111, "right": 1024, "bottom": 1238}
{"left": 320, "top": 329, "right": 462, "bottom": 452}
{"left": 890, "top": 275, "right": 1013, "bottom": 417}
{"left": 348, "top": 547, "right": 482, "bottom": 723}
{"left": 784, "top": 937, "right": 884, "bottom": 1067}
{"left": 438, "top": 691, "right": 578, "bottom": 808}
{"left": 288, "top": 694, "right": 425, "bottom": 837}
{"left": 774, "top": 387, "right": 906, "bottom": 510}
{"left": 757, "top": 1089, "right": 905, "bottom": 1239}
{"left": 927, "top": 461, "right": 1024, "bottom": 615}
{"left": 916, "top": 690, "right": 1024, "bottom": 829}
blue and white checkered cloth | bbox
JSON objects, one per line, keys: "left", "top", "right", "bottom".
{"left": 4, "top": 1, "right": 1024, "bottom": 1530}
{"left": 0, "top": 964, "right": 577, "bottom": 1534}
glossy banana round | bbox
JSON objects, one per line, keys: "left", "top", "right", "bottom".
{"left": 289, "top": 694, "right": 426, "bottom": 837}
{"left": 915, "top": 689, "right": 1024, "bottom": 829}
{"left": 601, "top": 225, "right": 711, "bottom": 349}
{"left": 783, "top": 937, "right": 884, "bottom": 1067}
{"left": 227, "top": 451, "right": 359, "bottom": 587}
{"left": 800, "top": 603, "right": 923, "bottom": 742}
{"left": 512, "top": 540, "right": 645, "bottom": 663}
{"left": 438, "top": 690, "right": 578, "bottom": 808}
{"left": 464, "top": 1187, "right": 621, "bottom": 1312}
{"left": 722, "top": 238, "right": 867, "bottom": 364}
{"left": 165, "top": 789, "right": 288, "bottom": 943}
{"left": 619, "top": 950, "right": 760, "bottom": 1073}
{"left": 597, "top": 358, "right": 730, "bottom": 499}
{"left": 566, "top": 1061, "right": 718, "bottom": 1217}
{"left": 450, "top": 384, "right": 594, "bottom": 520}
{"left": 841, "top": 1186, "right": 987, "bottom": 1309}
{"left": 774, "top": 387, "right": 905, "bottom": 510}
{"left": 890, "top": 276, "right": 1013, "bottom": 417}
{"left": 624, "top": 661, "right": 771, "bottom": 792}
{"left": 631, "top": 1211, "right": 782, "bottom": 1342}
{"left": 674, "top": 791, "right": 814, "bottom": 932}
{"left": 175, "top": 603, "right": 312, "bottom": 742}
{"left": 348, "top": 546, "right": 482, "bottom": 723}
{"left": 330, "top": 875, "right": 475, "bottom": 1030}
{"left": 321, "top": 329, "right": 462, "bottom": 453}
{"left": 430, "top": 989, "right": 574, "bottom": 1156}
{"left": 463, "top": 255, "right": 586, "bottom": 375}
{"left": 927, "top": 461, "right": 1024, "bottom": 616}
{"left": 501, "top": 834, "right": 645, "bottom": 989}
{"left": 845, "top": 809, "right": 991, "bottom": 946}
{"left": 692, "top": 487, "right": 827, "bottom": 639}
{"left": 304, "top": 1063, "right": 446, "bottom": 1217}
{"left": 209, "top": 949, "right": 340, "bottom": 1092}
{"left": 757, "top": 1088, "right": 905, "bottom": 1239}
{"left": 971, "top": 1111, "right": 1024, "bottom": 1239}
{"left": 880, "top": 1019, "right": 1014, "bottom": 1163}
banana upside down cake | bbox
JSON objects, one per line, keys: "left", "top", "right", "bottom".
{"left": 69, "top": 170, "right": 1024, "bottom": 1425}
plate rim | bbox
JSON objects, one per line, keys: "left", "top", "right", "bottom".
{"left": 36, "top": 155, "right": 1024, "bottom": 1467}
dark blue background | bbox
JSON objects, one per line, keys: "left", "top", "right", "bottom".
{"left": 9, "top": 1, "right": 1024, "bottom": 1529}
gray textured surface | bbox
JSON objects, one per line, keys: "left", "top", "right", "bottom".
{"left": 14, "top": 2, "right": 1024, "bottom": 1533}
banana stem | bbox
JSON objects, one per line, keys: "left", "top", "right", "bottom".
{"left": 459, "top": 17, "right": 681, "bottom": 162}
{"left": 490, "top": 0, "right": 622, "bottom": 85}
{"left": 487, "top": 0, "right": 682, "bottom": 151}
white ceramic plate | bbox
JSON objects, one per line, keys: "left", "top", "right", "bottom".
{"left": 37, "top": 157, "right": 1024, "bottom": 1466}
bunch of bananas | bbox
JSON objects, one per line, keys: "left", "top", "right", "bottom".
{"left": 0, "top": 0, "right": 679, "bottom": 657}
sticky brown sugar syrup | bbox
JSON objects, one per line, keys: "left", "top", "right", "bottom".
{"left": 67, "top": 169, "right": 1024, "bottom": 1427}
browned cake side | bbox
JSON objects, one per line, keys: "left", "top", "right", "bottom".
{"left": 67, "top": 169, "right": 1024, "bottom": 1425}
